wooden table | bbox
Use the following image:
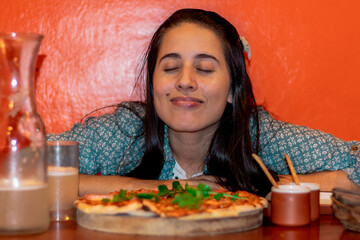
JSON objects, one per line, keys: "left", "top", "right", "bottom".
{"left": 0, "top": 215, "right": 359, "bottom": 240}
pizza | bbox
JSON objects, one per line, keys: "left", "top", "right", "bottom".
{"left": 75, "top": 181, "right": 267, "bottom": 220}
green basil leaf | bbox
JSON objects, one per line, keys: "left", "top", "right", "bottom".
{"left": 172, "top": 181, "right": 184, "bottom": 192}
{"left": 197, "top": 183, "right": 211, "bottom": 192}
{"left": 214, "top": 193, "right": 224, "bottom": 200}
{"left": 158, "top": 185, "right": 171, "bottom": 196}
{"left": 173, "top": 192, "right": 200, "bottom": 209}
{"left": 111, "top": 189, "right": 130, "bottom": 202}
{"left": 137, "top": 193, "right": 156, "bottom": 199}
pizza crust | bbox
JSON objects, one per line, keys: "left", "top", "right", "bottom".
{"left": 76, "top": 206, "right": 264, "bottom": 235}
{"left": 75, "top": 201, "right": 143, "bottom": 214}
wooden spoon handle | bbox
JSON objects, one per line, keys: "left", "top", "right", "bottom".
{"left": 284, "top": 153, "right": 300, "bottom": 185}
{"left": 252, "top": 154, "right": 278, "bottom": 187}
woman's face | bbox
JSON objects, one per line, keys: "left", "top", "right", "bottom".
{"left": 153, "top": 23, "right": 232, "bottom": 134}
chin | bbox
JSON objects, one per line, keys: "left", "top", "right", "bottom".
{"left": 167, "top": 123, "right": 198, "bottom": 133}
{"left": 167, "top": 120, "right": 219, "bottom": 134}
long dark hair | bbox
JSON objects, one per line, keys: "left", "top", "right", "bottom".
{"left": 127, "top": 8, "right": 274, "bottom": 197}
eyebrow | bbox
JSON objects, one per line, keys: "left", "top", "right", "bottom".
{"left": 158, "top": 53, "right": 181, "bottom": 63}
{"left": 194, "top": 53, "right": 220, "bottom": 64}
{"left": 158, "top": 53, "right": 220, "bottom": 64}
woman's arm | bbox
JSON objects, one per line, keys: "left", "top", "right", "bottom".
{"left": 48, "top": 103, "right": 146, "bottom": 176}
{"left": 256, "top": 108, "right": 360, "bottom": 187}
{"left": 79, "top": 174, "right": 162, "bottom": 196}
{"left": 79, "top": 174, "right": 221, "bottom": 196}
{"left": 277, "top": 170, "right": 360, "bottom": 193}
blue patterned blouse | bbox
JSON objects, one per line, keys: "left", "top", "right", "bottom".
{"left": 47, "top": 102, "right": 360, "bottom": 185}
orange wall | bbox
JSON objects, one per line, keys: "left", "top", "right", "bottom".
{"left": 1, "top": 0, "right": 359, "bottom": 141}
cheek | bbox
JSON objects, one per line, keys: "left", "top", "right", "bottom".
{"left": 206, "top": 79, "right": 231, "bottom": 102}
{"left": 152, "top": 77, "right": 168, "bottom": 117}
{"left": 153, "top": 72, "right": 170, "bottom": 96}
{"left": 152, "top": 71, "right": 160, "bottom": 94}
{"left": 153, "top": 82, "right": 168, "bottom": 104}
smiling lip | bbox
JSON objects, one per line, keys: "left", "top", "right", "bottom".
{"left": 170, "top": 96, "right": 204, "bottom": 107}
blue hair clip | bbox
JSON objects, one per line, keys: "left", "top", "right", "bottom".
{"left": 240, "top": 36, "right": 251, "bottom": 60}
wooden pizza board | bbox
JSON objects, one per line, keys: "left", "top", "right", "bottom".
{"left": 76, "top": 208, "right": 264, "bottom": 236}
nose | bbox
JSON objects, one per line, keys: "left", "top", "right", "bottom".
{"left": 176, "top": 68, "right": 197, "bottom": 92}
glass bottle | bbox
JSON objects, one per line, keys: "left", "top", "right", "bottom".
{"left": 0, "top": 32, "right": 49, "bottom": 234}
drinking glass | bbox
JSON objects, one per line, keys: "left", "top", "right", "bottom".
{"left": 47, "top": 141, "right": 79, "bottom": 221}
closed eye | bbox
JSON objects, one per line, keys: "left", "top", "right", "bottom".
{"left": 196, "top": 68, "right": 214, "bottom": 73}
{"left": 164, "top": 67, "right": 180, "bottom": 73}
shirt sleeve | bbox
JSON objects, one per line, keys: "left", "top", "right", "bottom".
{"left": 47, "top": 104, "right": 145, "bottom": 175}
{"left": 255, "top": 109, "right": 360, "bottom": 185}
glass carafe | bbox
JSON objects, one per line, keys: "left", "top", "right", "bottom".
{"left": 0, "top": 32, "right": 49, "bottom": 234}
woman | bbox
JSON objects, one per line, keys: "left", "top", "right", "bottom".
{"left": 48, "top": 9, "right": 360, "bottom": 196}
